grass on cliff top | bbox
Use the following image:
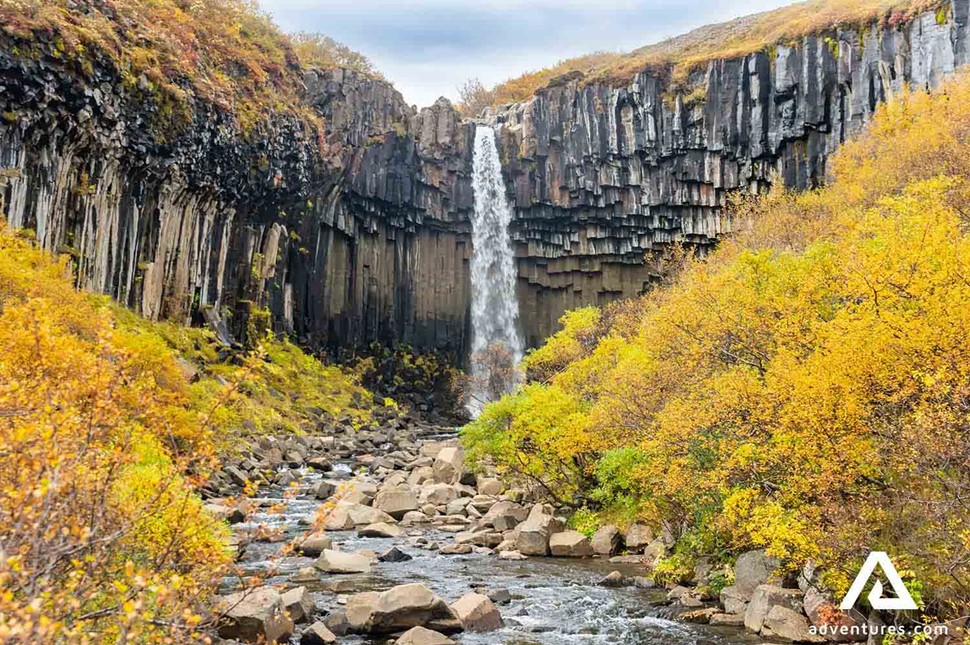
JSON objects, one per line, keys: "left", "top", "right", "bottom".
{"left": 0, "top": 0, "right": 380, "bottom": 133}
{"left": 489, "top": 0, "right": 947, "bottom": 105}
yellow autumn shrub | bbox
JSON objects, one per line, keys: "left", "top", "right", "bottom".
{"left": 0, "top": 225, "right": 231, "bottom": 642}
{"left": 463, "top": 75, "right": 970, "bottom": 618}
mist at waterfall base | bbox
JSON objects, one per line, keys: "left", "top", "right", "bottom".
{"left": 466, "top": 126, "right": 524, "bottom": 417}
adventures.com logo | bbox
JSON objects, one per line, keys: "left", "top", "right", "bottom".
{"left": 808, "top": 552, "right": 949, "bottom": 641}
{"left": 840, "top": 551, "right": 918, "bottom": 611}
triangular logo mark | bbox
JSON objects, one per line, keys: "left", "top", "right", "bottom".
{"left": 840, "top": 551, "right": 918, "bottom": 611}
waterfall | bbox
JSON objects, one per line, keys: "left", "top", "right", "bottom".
{"left": 467, "top": 125, "right": 524, "bottom": 416}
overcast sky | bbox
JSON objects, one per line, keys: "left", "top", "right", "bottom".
{"left": 258, "top": 0, "right": 798, "bottom": 108}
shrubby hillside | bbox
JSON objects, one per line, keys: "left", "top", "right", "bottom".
{"left": 463, "top": 74, "right": 970, "bottom": 617}
{"left": 0, "top": 221, "right": 375, "bottom": 641}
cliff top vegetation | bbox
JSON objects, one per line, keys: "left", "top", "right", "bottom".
{"left": 0, "top": 0, "right": 380, "bottom": 131}
{"left": 485, "top": 0, "right": 947, "bottom": 106}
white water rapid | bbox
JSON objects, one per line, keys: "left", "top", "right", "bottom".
{"left": 467, "top": 125, "right": 524, "bottom": 416}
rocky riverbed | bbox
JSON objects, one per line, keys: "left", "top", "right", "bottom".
{"left": 200, "top": 410, "right": 842, "bottom": 644}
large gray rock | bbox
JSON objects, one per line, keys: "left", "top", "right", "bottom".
{"left": 374, "top": 488, "right": 420, "bottom": 519}
{"left": 217, "top": 586, "right": 295, "bottom": 643}
{"left": 315, "top": 549, "right": 373, "bottom": 574}
{"left": 476, "top": 477, "right": 504, "bottom": 496}
{"left": 734, "top": 550, "right": 783, "bottom": 600}
{"left": 764, "top": 604, "right": 826, "bottom": 642}
{"left": 591, "top": 525, "right": 623, "bottom": 555}
{"left": 481, "top": 501, "right": 528, "bottom": 531}
{"left": 450, "top": 592, "right": 503, "bottom": 632}
{"left": 358, "top": 521, "right": 404, "bottom": 538}
{"left": 549, "top": 530, "right": 594, "bottom": 557}
{"left": 301, "top": 621, "right": 337, "bottom": 644}
{"left": 803, "top": 587, "right": 866, "bottom": 642}
{"left": 346, "top": 583, "right": 461, "bottom": 634}
{"left": 324, "top": 501, "right": 395, "bottom": 529}
{"left": 421, "top": 483, "right": 459, "bottom": 505}
{"left": 744, "top": 584, "right": 804, "bottom": 634}
{"left": 396, "top": 626, "right": 456, "bottom": 645}
{"left": 514, "top": 507, "right": 564, "bottom": 556}
{"left": 624, "top": 523, "right": 654, "bottom": 552}
{"left": 720, "top": 585, "right": 750, "bottom": 615}
{"left": 282, "top": 586, "right": 315, "bottom": 624}
{"left": 433, "top": 446, "right": 464, "bottom": 484}
{"left": 296, "top": 533, "right": 332, "bottom": 557}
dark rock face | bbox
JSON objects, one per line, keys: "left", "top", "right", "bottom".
{"left": 495, "top": 2, "right": 969, "bottom": 344}
{"left": 0, "top": 2, "right": 968, "bottom": 352}
{"left": 0, "top": 48, "right": 476, "bottom": 353}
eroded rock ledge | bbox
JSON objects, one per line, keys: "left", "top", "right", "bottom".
{"left": 1, "top": 2, "right": 968, "bottom": 351}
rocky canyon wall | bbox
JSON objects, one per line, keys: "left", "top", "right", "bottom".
{"left": 0, "top": 45, "right": 477, "bottom": 354}
{"left": 0, "top": 1, "right": 968, "bottom": 353}
{"left": 496, "top": 0, "right": 969, "bottom": 344}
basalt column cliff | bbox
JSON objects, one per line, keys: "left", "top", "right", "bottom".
{"left": 1, "top": 1, "right": 968, "bottom": 352}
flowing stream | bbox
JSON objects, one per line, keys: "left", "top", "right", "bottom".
{"left": 226, "top": 457, "right": 757, "bottom": 645}
{"left": 467, "top": 125, "right": 524, "bottom": 417}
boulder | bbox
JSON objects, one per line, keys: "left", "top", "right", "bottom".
{"left": 680, "top": 607, "right": 719, "bottom": 624}
{"left": 408, "top": 466, "right": 436, "bottom": 487}
{"left": 325, "top": 501, "right": 395, "bottom": 529}
{"left": 549, "top": 531, "right": 594, "bottom": 557}
{"left": 217, "top": 586, "right": 295, "bottom": 643}
{"left": 450, "top": 592, "right": 503, "bottom": 632}
{"left": 379, "top": 546, "right": 413, "bottom": 562}
{"left": 481, "top": 501, "right": 528, "bottom": 531}
{"left": 296, "top": 533, "right": 332, "bottom": 557}
{"left": 225, "top": 465, "right": 250, "bottom": 487}
{"left": 624, "top": 523, "right": 654, "bottom": 552}
{"left": 311, "top": 480, "right": 336, "bottom": 500}
{"left": 290, "top": 567, "right": 319, "bottom": 584}
{"left": 374, "top": 489, "right": 420, "bottom": 519}
{"left": 803, "top": 587, "right": 866, "bottom": 643}
{"left": 498, "top": 550, "right": 527, "bottom": 560}
{"left": 710, "top": 613, "right": 746, "bottom": 627}
{"left": 514, "top": 507, "right": 564, "bottom": 556}
{"left": 396, "top": 626, "right": 456, "bottom": 645}
{"left": 476, "top": 477, "right": 504, "bottom": 496}
{"left": 281, "top": 586, "right": 315, "bottom": 623}
{"left": 342, "top": 481, "right": 379, "bottom": 505}
{"left": 315, "top": 549, "right": 373, "bottom": 574}
{"left": 301, "top": 621, "right": 337, "bottom": 644}
{"left": 455, "top": 530, "right": 503, "bottom": 548}
{"left": 734, "top": 550, "right": 783, "bottom": 600}
{"left": 720, "top": 585, "right": 750, "bottom": 615}
{"left": 744, "top": 584, "right": 804, "bottom": 634}
{"left": 591, "top": 525, "right": 623, "bottom": 555}
{"left": 275, "top": 469, "right": 300, "bottom": 487}
{"left": 346, "top": 583, "right": 461, "bottom": 634}
{"left": 599, "top": 571, "right": 632, "bottom": 588}
{"left": 764, "top": 604, "right": 826, "bottom": 642}
{"left": 421, "top": 483, "right": 459, "bottom": 505}
{"left": 306, "top": 457, "right": 332, "bottom": 471}
{"left": 433, "top": 446, "right": 464, "bottom": 484}
{"left": 358, "top": 522, "right": 404, "bottom": 538}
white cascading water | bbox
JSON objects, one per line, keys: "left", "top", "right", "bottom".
{"left": 467, "top": 125, "right": 524, "bottom": 416}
